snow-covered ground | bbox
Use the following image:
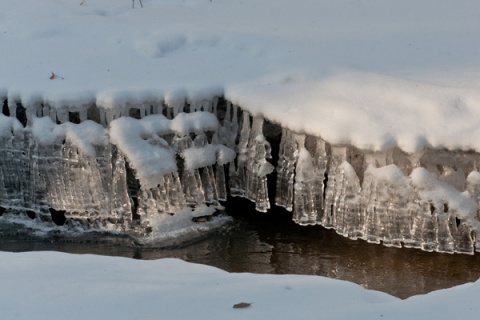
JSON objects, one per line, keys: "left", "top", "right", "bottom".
{"left": 3, "top": 1, "right": 480, "bottom": 316}
{"left": 0, "top": 251, "right": 479, "bottom": 320}
{"left": 2, "top": 0, "right": 480, "bottom": 152}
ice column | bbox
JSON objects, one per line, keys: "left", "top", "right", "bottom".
{"left": 174, "top": 134, "right": 205, "bottom": 207}
{"left": 320, "top": 146, "right": 361, "bottom": 234}
{"left": 213, "top": 102, "right": 239, "bottom": 201}
{"left": 136, "top": 172, "right": 186, "bottom": 231}
{"left": 0, "top": 115, "right": 131, "bottom": 229}
{"left": 0, "top": 128, "right": 30, "bottom": 211}
{"left": 109, "top": 111, "right": 235, "bottom": 233}
{"left": 230, "top": 111, "right": 274, "bottom": 212}
{"left": 275, "top": 128, "right": 301, "bottom": 211}
{"left": 409, "top": 168, "right": 477, "bottom": 254}
{"left": 360, "top": 157, "right": 412, "bottom": 247}
{"left": 229, "top": 111, "right": 250, "bottom": 198}
{"left": 293, "top": 146, "right": 316, "bottom": 225}
{"left": 292, "top": 136, "right": 329, "bottom": 225}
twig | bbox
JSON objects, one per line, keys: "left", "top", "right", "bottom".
{"left": 132, "top": 0, "right": 143, "bottom": 8}
{"left": 233, "top": 302, "right": 252, "bottom": 309}
{"left": 50, "top": 72, "right": 65, "bottom": 80}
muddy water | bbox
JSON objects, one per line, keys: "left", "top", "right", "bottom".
{"left": 2, "top": 202, "right": 480, "bottom": 299}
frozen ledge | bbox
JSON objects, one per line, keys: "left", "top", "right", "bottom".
{"left": 1, "top": 96, "right": 480, "bottom": 253}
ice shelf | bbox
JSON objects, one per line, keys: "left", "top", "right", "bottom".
{"left": 1, "top": 96, "right": 480, "bottom": 253}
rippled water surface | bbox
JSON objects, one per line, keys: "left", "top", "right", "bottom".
{"left": 2, "top": 202, "right": 480, "bottom": 299}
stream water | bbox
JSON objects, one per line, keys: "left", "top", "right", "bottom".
{"left": 1, "top": 199, "right": 480, "bottom": 299}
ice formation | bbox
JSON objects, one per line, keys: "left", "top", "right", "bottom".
{"left": 1, "top": 95, "right": 480, "bottom": 253}
{"left": 0, "top": 98, "right": 237, "bottom": 241}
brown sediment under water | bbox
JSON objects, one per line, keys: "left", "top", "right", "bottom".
{"left": 1, "top": 200, "right": 480, "bottom": 299}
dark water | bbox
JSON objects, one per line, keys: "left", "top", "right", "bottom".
{"left": 2, "top": 201, "right": 480, "bottom": 299}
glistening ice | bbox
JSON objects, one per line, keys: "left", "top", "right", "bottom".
{"left": 1, "top": 97, "right": 480, "bottom": 253}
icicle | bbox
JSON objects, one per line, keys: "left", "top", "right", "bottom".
{"left": 79, "top": 108, "right": 88, "bottom": 122}
{"left": 246, "top": 116, "right": 274, "bottom": 212}
{"left": 228, "top": 112, "right": 273, "bottom": 212}
{"left": 333, "top": 161, "right": 362, "bottom": 240}
{"left": 151, "top": 102, "right": 163, "bottom": 115}
{"left": 49, "top": 108, "right": 58, "bottom": 124}
{"left": 99, "top": 109, "right": 107, "bottom": 126}
{"left": 293, "top": 147, "right": 316, "bottom": 225}
{"left": 173, "top": 134, "right": 203, "bottom": 207}
{"left": 321, "top": 146, "right": 348, "bottom": 228}
{"left": 184, "top": 168, "right": 206, "bottom": 206}
{"left": 452, "top": 219, "right": 475, "bottom": 254}
{"left": 360, "top": 162, "right": 412, "bottom": 246}
{"left": 26, "top": 102, "right": 40, "bottom": 126}
{"left": 164, "top": 172, "right": 186, "bottom": 212}
{"left": 229, "top": 111, "right": 250, "bottom": 197}
{"left": 105, "top": 109, "right": 115, "bottom": 125}
{"left": 110, "top": 149, "right": 132, "bottom": 222}
{"left": 56, "top": 108, "right": 68, "bottom": 123}
{"left": 42, "top": 104, "right": 50, "bottom": 119}
{"left": 164, "top": 107, "right": 172, "bottom": 119}
{"left": 139, "top": 104, "right": 146, "bottom": 118}
{"left": 311, "top": 138, "right": 328, "bottom": 219}
{"left": 466, "top": 171, "right": 480, "bottom": 249}
{"left": 215, "top": 164, "right": 228, "bottom": 201}
{"left": 436, "top": 206, "right": 455, "bottom": 253}
{"left": 212, "top": 97, "right": 218, "bottom": 115}
{"left": 201, "top": 166, "right": 219, "bottom": 205}
{"left": 230, "top": 105, "right": 239, "bottom": 148}
{"left": 275, "top": 128, "right": 299, "bottom": 211}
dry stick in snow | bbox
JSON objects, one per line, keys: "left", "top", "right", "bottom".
{"left": 233, "top": 302, "right": 252, "bottom": 309}
{"left": 50, "top": 72, "right": 64, "bottom": 80}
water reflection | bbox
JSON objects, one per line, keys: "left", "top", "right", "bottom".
{"left": 2, "top": 205, "right": 480, "bottom": 299}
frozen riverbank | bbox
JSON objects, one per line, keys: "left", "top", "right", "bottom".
{"left": 2, "top": 0, "right": 480, "bottom": 152}
{"left": 2, "top": 0, "right": 480, "bottom": 253}
{"left": 1, "top": 250, "right": 480, "bottom": 320}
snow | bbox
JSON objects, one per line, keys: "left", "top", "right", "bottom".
{"left": 410, "top": 167, "right": 478, "bottom": 221}
{"left": 109, "top": 115, "right": 178, "bottom": 187}
{"left": 1, "top": 250, "right": 480, "bottom": 320}
{"left": 2, "top": 0, "right": 480, "bottom": 153}
{"left": 182, "top": 144, "right": 235, "bottom": 170}
{"left": 3, "top": 1, "right": 480, "bottom": 315}
{"left": 0, "top": 114, "right": 24, "bottom": 137}
{"left": 31, "top": 116, "right": 108, "bottom": 156}
{"left": 108, "top": 112, "right": 234, "bottom": 188}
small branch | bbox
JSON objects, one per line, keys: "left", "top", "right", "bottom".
{"left": 132, "top": 0, "right": 143, "bottom": 8}
{"left": 50, "top": 72, "right": 65, "bottom": 80}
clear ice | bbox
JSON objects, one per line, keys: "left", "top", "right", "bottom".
{"left": 1, "top": 97, "right": 480, "bottom": 253}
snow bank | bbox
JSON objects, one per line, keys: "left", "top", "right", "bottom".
{"left": 1, "top": 251, "right": 480, "bottom": 320}
{"left": 2, "top": 0, "right": 480, "bottom": 153}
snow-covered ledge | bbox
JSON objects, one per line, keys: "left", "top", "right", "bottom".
{"left": 3, "top": 0, "right": 480, "bottom": 252}
{"left": 1, "top": 96, "right": 480, "bottom": 254}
